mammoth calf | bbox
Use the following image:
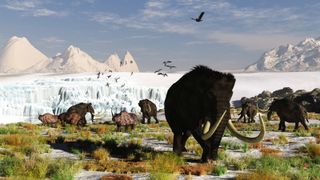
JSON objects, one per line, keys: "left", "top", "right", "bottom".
{"left": 58, "top": 112, "right": 83, "bottom": 126}
{"left": 112, "top": 111, "right": 139, "bottom": 132}
{"left": 138, "top": 99, "right": 159, "bottom": 124}
{"left": 165, "top": 65, "right": 265, "bottom": 162}
{"left": 38, "top": 113, "right": 60, "bottom": 126}
{"left": 267, "top": 98, "right": 309, "bottom": 132}
{"left": 237, "top": 101, "right": 257, "bottom": 123}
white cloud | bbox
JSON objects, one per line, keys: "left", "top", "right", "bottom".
{"left": 42, "top": 37, "right": 66, "bottom": 44}
{"left": 208, "top": 32, "right": 304, "bottom": 51}
{"left": 3, "top": 0, "right": 67, "bottom": 17}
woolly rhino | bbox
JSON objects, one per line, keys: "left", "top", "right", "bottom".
{"left": 112, "top": 111, "right": 139, "bottom": 132}
{"left": 165, "top": 65, "right": 265, "bottom": 162}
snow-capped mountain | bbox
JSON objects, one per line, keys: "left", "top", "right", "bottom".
{"left": 42, "top": 45, "right": 112, "bottom": 73}
{"left": 0, "top": 36, "right": 49, "bottom": 73}
{"left": 245, "top": 37, "right": 320, "bottom": 72}
{"left": 105, "top": 51, "right": 140, "bottom": 72}
{"left": 0, "top": 36, "right": 140, "bottom": 74}
{"left": 120, "top": 51, "right": 140, "bottom": 72}
{"left": 105, "top": 53, "right": 121, "bottom": 71}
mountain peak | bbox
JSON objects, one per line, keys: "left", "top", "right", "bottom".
{"left": 0, "top": 36, "right": 48, "bottom": 73}
{"left": 245, "top": 36, "right": 320, "bottom": 72}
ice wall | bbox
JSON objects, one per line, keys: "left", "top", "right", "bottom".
{"left": 0, "top": 73, "right": 169, "bottom": 123}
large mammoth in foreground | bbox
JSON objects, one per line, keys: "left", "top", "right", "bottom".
{"left": 66, "top": 103, "right": 95, "bottom": 126}
{"left": 267, "top": 98, "right": 309, "bottom": 132}
{"left": 165, "top": 65, "right": 265, "bottom": 162}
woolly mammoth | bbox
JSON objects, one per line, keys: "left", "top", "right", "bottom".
{"left": 58, "top": 112, "right": 83, "bottom": 126}
{"left": 237, "top": 100, "right": 257, "bottom": 123}
{"left": 112, "top": 111, "right": 139, "bottom": 132}
{"left": 138, "top": 99, "right": 159, "bottom": 124}
{"left": 267, "top": 98, "right": 309, "bottom": 132}
{"left": 165, "top": 65, "right": 265, "bottom": 162}
{"left": 66, "top": 102, "right": 95, "bottom": 125}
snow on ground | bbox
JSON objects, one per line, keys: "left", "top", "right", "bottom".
{"left": 0, "top": 71, "right": 319, "bottom": 124}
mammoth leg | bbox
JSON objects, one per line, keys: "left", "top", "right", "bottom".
{"left": 131, "top": 124, "right": 135, "bottom": 130}
{"left": 300, "top": 119, "right": 309, "bottom": 131}
{"left": 154, "top": 115, "right": 159, "bottom": 123}
{"left": 280, "top": 120, "right": 286, "bottom": 132}
{"left": 173, "top": 133, "right": 183, "bottom": 155}
{"left": 147, "top": 115, "right": 151, "bottom": 124}
{"left": 181, "top": 131, "right": 191, "bottom": 152}
{"left": 116, "top": 125, "right": 121, "bottom": 132}
{"left": 294, "top": 122, "right": 299, "bottom": 131}
{"left": 192, "top": 130, "right": 210, "bottom": 162}
{"left": 125, "top": 125, "right": 129, "bottom": 132}
{"left": 141, "top": 114, "right": 146, "bottom": 124}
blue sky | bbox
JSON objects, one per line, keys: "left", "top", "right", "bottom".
{"left": 0, "top": 0, "right": 320, "bottom": 71}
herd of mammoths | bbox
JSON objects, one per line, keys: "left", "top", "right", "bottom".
{"left": 38, "top": 65, "right": 316, "bottom": 162}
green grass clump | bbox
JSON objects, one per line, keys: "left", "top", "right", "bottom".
{"left": 47, "top": 159, "right": 81, "bottom": 180}
{"left": 147, "top": 152, "right": 185, "bottom": 174}
{"left": 212, "top": 164, "right": 227, "bottom": 176}
{"left": 0, "top": 156, "right": 22, "bottom": 176}
{"left": 294, "top": 129, "right": 312, "bottom": 137}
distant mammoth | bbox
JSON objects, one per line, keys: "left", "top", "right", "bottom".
{"left": 138, "top": 99, "right": 159, "bottom": 124}
{"left": 66, "top": 102, "right": 95, "bottom": 125}
{"left": 267, "top": 98, "right": 309, "bottom": 132}
{"left": 237, "top": 100, "right": 257, "bottom": 123}
{"left": 38, "top": 113, "right": 60, "bottom": 126}
{"left": 165, "top": 65, "right": 265, "bottom": 162}
{"left": 111, "top": 110, "right": 139, "bottom": 132}
{"left": 58, "top": 112, "right": 83, "bottom": 126}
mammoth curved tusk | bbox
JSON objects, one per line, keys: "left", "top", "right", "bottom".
{"left": 201, "top": 110, "right": 227, "bottom": 141}
{"left": 227, "top": 114, "right": 265, "bottom": 143}
{"left": 256, "top": 103, "right": 268, "bottom": 113}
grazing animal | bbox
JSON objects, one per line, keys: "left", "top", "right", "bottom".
{"left": 267, "top": 98, "right": 309, "bottom": 132}
{"left": 166, "top": 65, "right": 176, "bottom": 69}
{"left": 97, "top": 72, "right": 102, "bottom": 79}
{"left": 58, "top": 112, "right": 83, "bottom": 126}
{"left": 38, "top": 113, "right": 60, "bottom": 126}
{"left": 165, "top": 65, "right": 265, "bottom": 162}
{"left": 237, "top": 101, "right": 257, "bottom": 123}
{"left": 66, "top": 103, "right": 95, "bottom": 126}
{"left": 138, "top": 99, "right": 159, "bottom": 124}
{"left": 192, "top": 11, "right": 205, "bottom": 22}
{"left": 112, "top": 111, "right": 139, "bottom": 132}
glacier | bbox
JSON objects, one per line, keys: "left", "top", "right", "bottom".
{"left": 1, "top": 71, "right": 320, "bottom": 124}
{"left": 0, "top": 72, "right": 176, "bottom": 124}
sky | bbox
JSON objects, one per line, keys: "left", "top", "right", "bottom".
{"left": 0, "top": 0, "right": 320, "bottom": 71}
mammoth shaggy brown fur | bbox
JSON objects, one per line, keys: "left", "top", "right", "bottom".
{"left": 58, "top": 112, "right": 83, "bottom": 126}
{"left": 237, "top": 101, "right": 257, "bottom": 123}
{"left": 267, "top": 98, "right": 309, "bottom": 132}
{"left": 165, "top": 65, "right": 265, "bottom": 162}
{"left": 38, "top": 113, "right": 60, "bottom": 126}
{"left": 65, "top": 103, "right": 95, "bottom": 126}
{"left": 138, "top": 99, "right": 159, "bottom": 124}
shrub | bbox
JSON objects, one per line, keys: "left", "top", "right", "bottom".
{"left": 0, "top": 156, "right": 22, "bottom": 176}
{"left": 306, "top": 143, "right": 320, "bottom": 158}
{"left": 212, "top": 164, "right": 227, "bottom": 176}
{"left": 147, "top": 153, "right": 185, "bottom": 174}
{"left": 260, "top": 147, "right": 282, "bottom": 157}
{"left": 47, "top": 159, "right": 81, "bottom": 180}
{"left": 92, "top": 148, "right": 110, "bottom": 161}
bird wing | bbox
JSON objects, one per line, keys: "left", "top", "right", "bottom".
{"left": 198, "top": 11, "right": 205, "bottom": 19}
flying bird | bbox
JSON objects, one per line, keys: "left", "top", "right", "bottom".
{"left": 121, "top": 83, "right": 126, "bottom": 88}
{"left": 114, "top": 77, "right": 120, "bottom": 83}
{"left": 107, "top": 75, "right": 112, "bottom": 79}
{"left": 191, "top": 11, "right": 205, "bottom": 22}
{"left": 163, "top": 61, "right": 172, "bottom": 66}
{"left": 106, "top": 83, "right": 109, "bottom": 87}
{"left": 167, "top": 65, "right": 176, "bottom": 69}
{"left": 154, "top": 69, "right": 162, "bottom": 73}
{"left": 97, "top": 72, "right": 102, "bottom": 79}
{"left": 157, "top": 72, "right": 168, "bottom": 77}
{"left": 131, "top": 72, "right": 133, "bottom": 76}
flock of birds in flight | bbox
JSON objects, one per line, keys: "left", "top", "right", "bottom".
{"left": 95, "top": 11, "right": 205, "bottom": 86}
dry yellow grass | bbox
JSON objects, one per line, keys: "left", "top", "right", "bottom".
{"left": 100, "top": 174, "right": 133, "bottom": 180}
{"left": 92, "top": 148, "right": 110, "bottom": 161}
{"left": 236, "top": 171, "right": 289, "bottom": 180}
{"left": 306, "top": 143, "right": 320, "bottom": 158}
{"left": 249, "top": 142, "right": 263, "bottom": 149}
{"left": 260, "top": 147, "right": 282, "bottom": 157}
{"left": 179, "top": 164, "right": 210, "bottom": 176}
